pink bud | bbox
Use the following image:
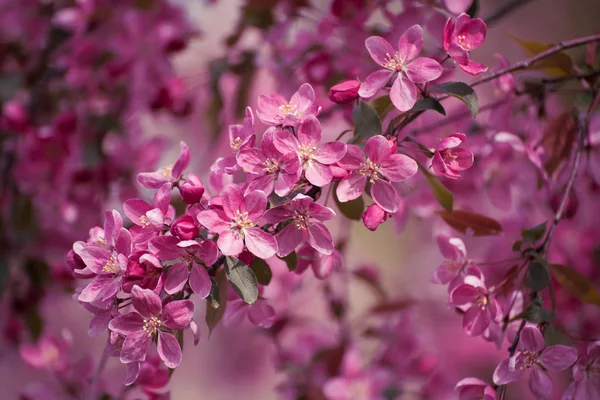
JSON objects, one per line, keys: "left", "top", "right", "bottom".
{"left": 2, "top": 101, "right": 29, "bottom": 133}
{"left": 361, "top": 204, "right": 388, "bottom": 231}
{"left": 329, "top": 80, "right": 360, "bottom": 104}
{"left": 170, "top": 215, "right": 199, "bottom": 240}
{"left": 179, "top": 173, "right": 205, "bottom": 204}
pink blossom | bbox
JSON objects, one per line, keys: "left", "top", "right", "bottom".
{"left": 493, "top": 326, "right": 578, "bottom": 400}
{"left": 123, "top": 182, "right": 173, "bottom": 246}
{"left": 178, "top": 173, "right": 205, "bottom": 204}
{"left": 296, "top": 244, "right": 343, "bottom": 279}
{"left": 432, "top": 133, "right": 474, "bottom": 179}
{"left": 562, "top": 341, "right": 600, "bottom": 400}
{"left": 137, "top": 141, "right": 189, "bottom": 189}
{"left": 264, "top": 194, "right": 336, "bottom": 256}
{"left": 455, "top": 377, "right": 497, "bottom": 400}
{"left": 443, "top": 13, "right": 488, "bottom": 75}
{"left": 329, "top": 80, "right": 361, "bottom": 104}
{"left": 361, "top": 204, "right": 388, "bottom": 231}
{"left": 125, "top": 355, "right": 170, "bottom": 392}
{"left": 449, "top": 267, "right": 501, "bottom": 336}
{"left": 223, "top": 298, "right": 276, "bottom": 329}
{"left": 109, "top": 286, "right": 194, "bottom": 368}
{"left": 431, "top": 235, "right": 467, "bottom": 284}
{"left": 20, "top": 332, "right": 71, "bottom": 372}
{"left": 336, "top": 136, "right": 417, "bottom": 213}
{"left": 274, "top": 117, "right": 347, "bottom": 187}
{"left": 197, "top": 185, "right": 277, "bottom": 258}
{"left": 170, "top": 214, "right": 199, "bottom": 241}
{"left": 256, "top": 83, "right": 321, "bottom": 126}
{"left": 212, "top": 107, "right": 256, "bottom": 175}
{"left": 122, "top": 252, "right": 164, "bottom": 293}
{"left": 236, "top": 127, "right": 301, "bottom": 196}
{"left": 359, "top": 25, "right": 443, "bottom": 111}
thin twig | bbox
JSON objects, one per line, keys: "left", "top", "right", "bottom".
{"left": 88, "top": 347, "right": 109, "bottom": 400}
{"left": 484, "top": 0, "right": 536, "bottom": 26}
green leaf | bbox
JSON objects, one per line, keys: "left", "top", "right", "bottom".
{"left": 333, "top": 182, "right": 365, "bottom": 220}
{"left": 205, "top": 269, "right": 228, "bottom": 336}
{"left": 352, "top": 101, "right": 382, "bottom": 139}
{"left": 429, "top": 82, "right": 478, "bottom": 117}
{"left": 419, "top": 164, "right": 454, "bottom": 213}
{"left": 527, "top": 262, "right": 551, "bottom": 291}
{"left": 510, "top": 36, "right": 574, "bottom": 77}
{"left": 410, "top": 97, "right": 446, "bottom": 115}
{"left": 224, "top": 256, "right": 259, "bottom": 304}
{"left": 523, "top": 298, "right": 555, "bottom": 323}
{"left": 544, "top": 324, "right": 566, "bottom": 346}
{"left": 369, "top": 96, "right": 393, "bottom": 119}
{"left": 249, "top": 257, "right": 273, "bottom": 285}
{"left": 521, "top": 222, "right": 547, "bottom": 243}
{"left": 512, "top": 240, "right": 523, "bottom": 252}
{"left": 551, "top": 264, "right": 600, "bottom": 307}
{"left": 281, "top": 251, "right": 298, "bottom": 272}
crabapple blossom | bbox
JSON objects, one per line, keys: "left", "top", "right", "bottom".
{"left": 562, "top": 341, "right": 600, "bottom": 400}
{"left": 137, "top": 142, "right": 190, "bottom": 189}
{"left": 329, "top": 80, "right": 361, "bottom": 104}
{"left": 443, "top": 13, "right": 488, "bottom": 75}
{"left": 431, "top": 235, "right": 468, "bottom": 284}
{"left": 432, "top": 133, "right": 474, "bottom": 179}
{"left": 256, "top": 83, "right": 322, "bottom": 126}
{"left": 455, "top": 377, "right": 497, "bottom": 400}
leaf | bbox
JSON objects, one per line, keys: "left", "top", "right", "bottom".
{"left": 352, "top": 101, "right": 382, "bottom": 139}
{"left": 523, "top": 298, "right": 555, "bottom": 323}
{"left": 333, "top": 182, "right": 365, "bottom": 220}
{"left": 369, "top": 95, "right": 393, "bottom": 119}
{"left": 527, "top": 262, "right": 551, "bottom": 291}
{"left": 510, "top": 36, "right": 574, "bottom": 77}
{"left": 410, "top": 97, "right": 446, "bottom": 115}
{"left": 224, "top": 256, "right": 259, "bottom": 304}
{"left": 205, "top": 269, "right": 228, "bottom": 336}
{"left": 521, "top": 222, "right": 547, "bottom": 243}
{"left": 369, "top": 300, "right": 411, "bottom": 314}
{"left": 419, "top": 164, "right": 454, "bottom": 212}
{"left": 429, "top": 82, "right": 478, "bottom": 117}
{"left": 544, "top": 324, "right": 566, "bottom": 346}
{"left": 249, "top": 257, "right": 273, "bottom": 285}
{"left": 540, "top": 110, "right": 579, "bottom": 179}
{"left": 551, "top": 264, "right": 600, "bottom": 307}
{"left": 280, "top": 251, "right": 298, "bottom": 272}
{"left": 436, "top": 210, "right": 503, "bottom": 236}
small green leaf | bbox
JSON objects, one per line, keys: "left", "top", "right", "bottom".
{"left": 281, "top": 251, "right": 298, "bottom": 272}
{"left": 527, "top": 262, "right": 551, "bottom": 291}
{"left": 352, "top": 101, "right": 382, "bottom": 139}
{"left": 369, "top": 95, "right": 393, "bottom": 119}
{"left": 250, "top": 257, "right": 273, "bottom": 285}
{"left": 544, "top": 324, "right": 566, "bottom": 346}
{"left": 205, "top": 269, "right": 228, "bottom": 336}
{"left": 523, "top": 298, "right": 555, "bottom": 323}
{"left": 419, "top": 164, "right": 454, "bottom": 213}
{"left": 510, "top": 36, "right": 573, "bottom": 77}
{"left": 521, "top": 222, "right": 547, "bottom": 243}
{"left": 224, "top": 256, "right": 259, "bottom": 304}
{"left": 429, "top": 82, "right": 478, "bottom": 117}
{"left": 512, "top": 240, "right": 523, "bottom": 252}
{"left": 333, "top": 182, "right": 365, "bottom": 220}
{"left": 410, "top": 97, "right": 446, "bottom": 115}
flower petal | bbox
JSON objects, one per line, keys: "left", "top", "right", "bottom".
{"left": 244, "top": 228, "right": 278, "bottom": 259}
{"left": 307, "top": 222, "right": 334, "bottom": 255}
{"left": 358, "top": 69, "right": 394, "bottom": 98}
{"left": 405, "top": 57, "right": 443, "bottom": 83}
{"left": 390, "top": 75, "right": 417, "bottom": 112}
{"left": 305, "top": 162, "right": 333, "bottom": 187}
{"left": 290, "top": 83, "right": 315, "bottom": 115}
{"left": 157, "top": 333, "right": 182, "bottom": 369}
{"left": 236, "top": 149, "right": 267, "bottom": 174}
{"left": 297, "top": 116, "right": 322, "bottom": 148}
{"left": 243, "top": 190, "right": 267, "bottom": 221}
{"left": 493, "top": 358, "right": 524, "bottom": 385}
{"left": 538, "top": 345, "right": 578, "bottom": 371}
{"left": 217, "top": 230, "right": 244, "bottom": 256}
{"left": 131, "top": 285, "right": 162, "bottom": 318}
{"left": 120, "top": 331, "right": 150, "bottom": 364}
{"left": 189, "top": 264, "right": 212, "bottom": 299}
{"left": 365, "top": 135, "right": 391, "bottom": 164}
{"left": 275, "top": 224, "right": 304, "bottom": 257}
{"left": 197, "top": 209, "right": 230, "bottom": 234}
{"left": 520, "top": 326, "right": 545, "bottom": 353}
{"left": 397, "top": 24, "right": 423, "bottom": 62}
{"left": 529, "top": 367, "right": 553, "bottom": 400}
{"left": 365, "top": 36, "right": 395, "bottom": 67}
{"left": 162, "top": 300, "right": 194, "bottom": 330}
{"left": 109, "top": 312, "right": 145, "bottom": 335}
{"left": 314, "top": 142, "right": 347, "bottom": 165}
{"left": 371, "top": 180, "right": 400, "bottom": 213}
{"left": 163, "top": 262, "right": 188, "bottom": 295}
{"left": 336, "top": 173, "right": 366, "bottom": 202}
{"left": 248, "top": 302, "right": 276, "bottom": 328}
{"left": 222, "top": 184, "right": 244, "bottom": 220}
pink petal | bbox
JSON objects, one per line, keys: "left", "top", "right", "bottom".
{"left": 78, "top": 277, "right": 121, "bottom": 303}
{"left": 290, "top": 83, "right": 315, "bottom": 115}
{"left": 431, "top": 261, "right": 460, "bottom": 284}
{"left": 336, "top": 173, "right": 366, "bottom": 202}
{"left": 172, "top": 142, "right": 190, "bottom": 179}
{"left": 263, "top": 205, "right": 295, "bottom": 224}
{"left": 371, "top": 180, "right": 400, "bottom": 213}
{"left": 131, "top": 286, "right": 162, "bottom": 318}
{"left": 437, "top": 235, "right": 467, "bottom": 261}
{"left": 195, "top": 240, "right": 219, "bottom": 265}
{"left": 336, "top": 144, "right": 365, "bottom": 170}
{"left": 520, "top": 326, "right": 545, "bottom": 353}
{"left": 463, "top": 306, "right": 490, "bottom": 336}
{"left": 365, "top": 36, "right": 395, "bottom": 67}
{"left": 109, "top": 312, "right": 144, "bottom": 335}
{"left": 390, "top": 75, "right": 417, "bottom": 112}
{"left": 104, "top": 210, "right": 123, "bottom": 247}
{"left": 137, "top": 171, "right": 168, "bottom": 189}
{"left": 123, "top": 199, "right": 152, "bottom": 226}
{"left": 529, "top": 368, "right": 553, "bottom": 400}
{"left": 243, "top": 190, "right": 267, "bottom": 221}
{"left": 78, "top": 247, "right": 112, "bottom": 275}
{"left": 358, "top": 70, "right": 394, "bottom": 98}
{"left": 308, "top": 203, "right": 336, "bottom": 221}
{"left": 457, "top": 17, "right": 487, "bottom": 49}
{"left": 397, "top": 24, "right": 423, "bottom": 62}
{"left": 440, "top": 133, "right": 466, "bottom": 149}
{"left": 120, "top": 331, "right": 150, "bottom": 364}
{"left": 217, "top": 230, "right": 244, "bottom": 256}
{"left": 305, "top": 162, "right": 333, "bottom": 187}
{"left": 124, "top": 362, "right": 140, "bottom": 386}
{"left": 365, "top": 135, "right": 391, "bottom": 164}
{"left": 196, "top": 210, "right": 230, "bottom": 234}
{"left": 222, "top": 184, "right": 244, "bottom": 220}
{"left": 189, "top": 264, "right": 211, "bottom": 298}
{"left": 307, "top": 222, "right": 334, "bottom": 255}
{"left": 538, "top": 345, "right": 578, "bottom": 371}
{"left": 222, "top": 299, "right": 248, "bottom": 327}
{"left": 256, "top": 95, "right": 284, "bottom": 125}
{"left": 157, "top": 333, "right": 182, "bottom": 369}
{"left": 247, "top": 174, "right": 275, "bottom": 196}
{"left": 313, "top": 251, "right": 340, "bottom": 279}
{"left": 459, "top": 59, "right": 488, "bottom": 76}
{"left": 314, "top": 142, "right": 347, "bottom": 165}
{"left": 248, "top": 302, "right": 276, "bottom": 328}
{"left": 381, "top": 153, "right": 418, "bottom": 182}
{"left": 276, "top": 224, "right": 305, "bottom": 257}
{"left": 448, "top": 43, "right": 469, "bottom": 65}
{"left": 450, "top": 284, "right": 480, "bottom": 305}
{"left": 244, "top": 228, "right": 278, "bottom": 259}
{"left": 406, "top": 57, "right": 443, "bottom": 83}
{"left": 297, "top": 116, "right": 322, "bottom": 148}
{"left": 273, "top": 129, "right": 300, "bottom": 155}
{"left": 164, "top": 263, "right": 188, "bottom": 295}
{"left": 153, "top": 183, "right": 172, "bottom": 215}
{"left": 445, "top": 0, "right": 473, "bottom": 14}
{"left": 447, "top": 148, "right": 474, "bottom": 172}
{"left": 442, "top": 17, "right": 454, "bottom": 51}
{"left": 493, "top": 358, "right": 524, "bottom": 385}
{"left": 189, "top": 319, "right": 201, "bottom": 346}
{"left": 275, "top": 169, "right": 300, "bottom": 197}
{"left": 148, "top": 235, "right": 181, "bottom": 260}
{"left": 236, "top": 149, "right": 266, "bottom": 174}
{"left": 162, "top": 300, "right": 194, "bottom": 330}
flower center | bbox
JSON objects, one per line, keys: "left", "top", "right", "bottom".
{"left": 476, "top": 295, "right": 489, "bottom": 311}
{"left": 383, "top": 52, "right": 404, "bottom": 71}
{"left": 140, "top": 215, "right": 152, "bottom": 228}
{"left": 142, "top": 316, "right": 161, "bottom": 337}
{"left": 232, "top": 210, "right": 256, "bottom": 231}
{"left": 96, "top": 236, "right": 108, "bottom": 247}
{"left": 103, "top": 254, "right": 120, "bottom": 273}
{"left": 263, "top": 158, "right": 280, "bottom": 174}
{"left": 359, "top": 159, "right": 382, "bottom": 183}
{"left": 456, "top": 34, "right": 473, "bottom": 51}
{"left": 231, "top": 137, "right": 243, "bottom": 151}
{"left": 348, "top": 380, "right": 370, "bottom": 399}
{"left": 42, "top": 347, "right": 59, "bottom": 365}
{"left": 162, "top": 165, "right": 173, "bottom": 178}
{"left": 279, "top": 102, "right": 299, "bottom": 117}
{"left": 519, "top": 351, "right": 538, "bottom": 370}
{"left": 298, "top": 144, "right": 317, "bottom": 168}
{"left": 292, "top": 213, "right": 310, "bottom": 230}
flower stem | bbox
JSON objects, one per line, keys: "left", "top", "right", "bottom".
{"left": 87, "top": 347, "right": 109, "bottom": 400}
